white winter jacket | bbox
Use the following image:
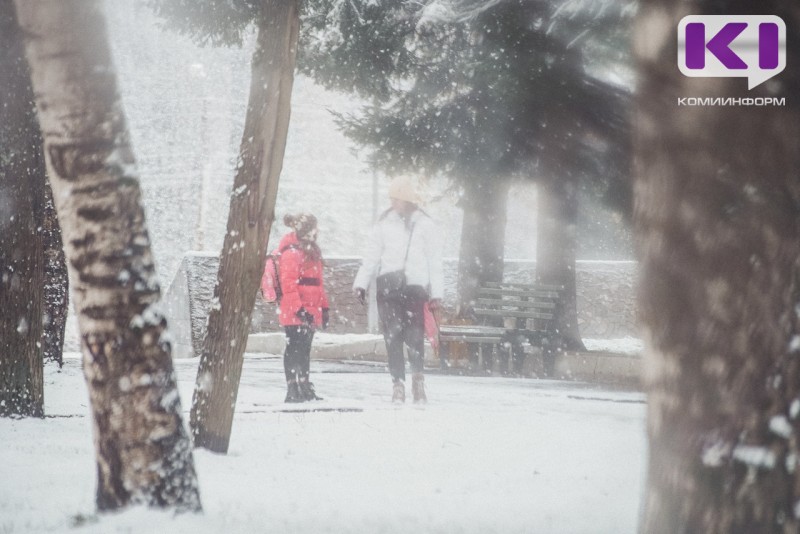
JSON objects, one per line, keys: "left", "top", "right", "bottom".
{"left": 353, "top": 208, "right": 444, "bottom": 300}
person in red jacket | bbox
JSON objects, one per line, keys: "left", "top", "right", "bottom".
{"left": 275, "top": 213, "right": 330, "bottom": 402}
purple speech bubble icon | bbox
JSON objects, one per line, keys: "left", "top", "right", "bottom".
{"left": 678, "top": 15, "right": 787, "bottom": 90}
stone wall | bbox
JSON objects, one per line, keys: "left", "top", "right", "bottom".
{"left": 498, "top": 260, "right": 639, "bottom": 338}
{"left": 160, "top": 253, "right": 370, "bottom": 358}
{"left": 157, "top": 254, "right": 637, "bottom": 358}
{"left": 574, "top": 262, "right": 638, "bottom": 338}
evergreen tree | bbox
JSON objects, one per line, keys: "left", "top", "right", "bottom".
{"left": 300, "top": 0, "right": 632, "bottom": 354}
{"left": 0, "top": 0, "right": 45, "bottom": 417}
{"left": 1, "top": 0, "right": 71, "bottom": 414}
{"left": 37, "top": 182, "right": 69, "bottom": 368}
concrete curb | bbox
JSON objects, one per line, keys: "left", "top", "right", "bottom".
{"left": 246, "top": 333, "right": 388, "bottom": 360}
{"left": 556, "top": 351, "right": 642, "bottom": 384}
{"left": 247, "top": 333, "right": 642, "bottom": 385}
{"left": 246, "top": 333, "right": 441, "bottom": 366}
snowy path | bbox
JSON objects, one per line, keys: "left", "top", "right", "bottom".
{"left": 1, "top": 355, "right": 646, "bottom": 533}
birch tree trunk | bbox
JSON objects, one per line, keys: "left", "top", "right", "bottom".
{"left": 190, "top": 0, "right": 300, "bottom": 453}
{"left": 536, "top": 177, "right": 586, "bottom": 352}
{"left": 0, "top": 0, "right": 44, "bottom": 417}
{"left": 635, "top": 1, "right": 800, "bottom": 531}
{"left": 14, "top": 0, "right": 201, "bottom": 511}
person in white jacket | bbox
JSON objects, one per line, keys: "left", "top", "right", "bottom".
{"left": 353, "top": 176, "right": 444, "bottom": 403}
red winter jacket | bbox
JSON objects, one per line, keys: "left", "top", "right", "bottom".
{"left": 276, "top": 232, "right": 329, "bottom": 327}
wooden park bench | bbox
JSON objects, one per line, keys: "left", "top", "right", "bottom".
{"left": 438, "top": 282, "right": 564, "bottom": 375}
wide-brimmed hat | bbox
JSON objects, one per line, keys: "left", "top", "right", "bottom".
{"left": 388, "top": 175, "right": 421, "bottom": 204}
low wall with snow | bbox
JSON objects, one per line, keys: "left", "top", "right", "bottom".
{"left": 160, "top": 253, "right": 370, "bottom": 358}
{"left": 64, "top": 255, "right": 638, "bottom": 357}
{"left": 159, "top": 255, "right": 638, "bottom": 358}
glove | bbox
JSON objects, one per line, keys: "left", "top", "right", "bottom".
{"left": 296, "top": 307, "right": 314, "bottom": 325}
{"left": 322, "top": 308, "right": 330, "bottom": 330}
{"left": 355, "top": 287, "right": 366, "bottom": 305}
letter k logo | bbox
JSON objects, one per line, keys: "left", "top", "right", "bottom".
{"left": 686, "top": 22, "right": 748, "bottom": 69}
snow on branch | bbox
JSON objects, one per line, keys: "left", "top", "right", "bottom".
{"left": 416, "top": 0, "right": 620, "bottom": 29}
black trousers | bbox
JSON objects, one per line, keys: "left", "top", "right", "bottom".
{"left": 377, "top": 285, "right": 428, "bottom": 382}
{"left": 284, "top": 325, "right": 314, "bottom": 382}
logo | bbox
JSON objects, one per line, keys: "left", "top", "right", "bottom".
{"left": 678, "top": 15, "right": 786, "bottom": 89}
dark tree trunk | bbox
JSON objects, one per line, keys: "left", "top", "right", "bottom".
{"left": 36, "top": 181, "right": 69, "bottom": 368}
{"left": 635, "top": 1, "right": 800, "bottom": 532}
{"left": 536, "top": 177, "right": 585, "bottom": 352}
{"left": 456, "top": 177, "right": 510, "bottom": 315}
{"left": 190, "top": 0, "right": 300, "bottom": 453}
{"left": 15, "top": 0, "right": 200, "bottom": 511}
{"left": 0, "top": 1, "right": 45, "bottom": 418}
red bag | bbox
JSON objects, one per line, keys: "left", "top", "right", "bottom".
{"left": 260, "top": 244, "right": 297, "bottom": 303}
{"left": 424, "top": 301, "right": 440, "bottom": 354}
{"left": 260, "top": 255, "right": 281, "bottom": 303}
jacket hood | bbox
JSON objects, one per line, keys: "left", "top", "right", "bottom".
{"left": 277, "top": 232, "right": 299, "bottom": 251}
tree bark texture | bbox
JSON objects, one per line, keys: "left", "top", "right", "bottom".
{"left": 457, "top": 176, "right": 510, "bottom": 315}
{"left": 536, "top": 177, "right": 586, "bottom": 352}
{"left": 37, "top": 180, "right": 69, "bottom": 367}
{"left": 0, "top": 0, "right": 45, "bottom": 418}
{"left": 14, "top": 0, "right": 200, "bottom": 511}
{"left": 635, "top": 2, "right": 800, "bottom": 532}
{"left": 190, "top": 0, "right": 300, "bottom": 453}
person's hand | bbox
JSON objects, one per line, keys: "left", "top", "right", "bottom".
{"left": 322, "top": 308, "right": 330, "bottom": 330}
{"left": 296, "top": 307, "right": 314, "bottom": 325}
{"left": 355, "top": 287, "right": 366, "bottom": 305}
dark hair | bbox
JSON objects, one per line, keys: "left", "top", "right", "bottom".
{"left": 284, "top": 213, "right": 317, "bottom": 237}
{"left": 284, "top": 213, "right": 322, "bottom": 262}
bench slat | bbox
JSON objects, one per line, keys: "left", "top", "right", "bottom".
{"left": 483, "top": 281, "right": 564, "bottom": 291}
{"left": 439, "top": 336, "right": 504, "bottom": 344}
{"left": 439, "top": 325, "right": 506, "bottom": 335}
{"left": 476, "top": 298, "right": 556, "bottom": 310}
{"left": 437, "top": 280, "right": 563, "bottom": 368}
{"left": 478, "top": 288, "right": 561, "bottom": 299}
{"left": 474, "top": 308, "right": 554, "bottom": 320}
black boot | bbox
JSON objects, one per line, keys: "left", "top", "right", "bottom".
{"left": 299, "top": 379, "right": 323, "bottom": 401}
{"left": 285, "top": 381, "right": 304, "bottom": 403}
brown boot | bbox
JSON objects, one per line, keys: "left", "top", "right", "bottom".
{"left": 412, "top": 373, "right": 427, "bottom": 403}
{"left": 392, "top": 380, "right": 405, "bottom": 403}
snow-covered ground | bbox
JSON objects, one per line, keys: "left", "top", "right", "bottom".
{"left": 1, "top": 353, "right": 646, "bottom": 533}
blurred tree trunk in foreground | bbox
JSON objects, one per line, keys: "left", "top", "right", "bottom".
{"left": 14, "top": 0, "right": 201, "bottom": 511}
{"left": 0, "top": 0, "right": 44, "bottom": 417}
{"left": 190, "top": 0, "right": 299, "bottom": 453}
{"left": 635, "top": 1, "right": 800, "bottom": 532}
